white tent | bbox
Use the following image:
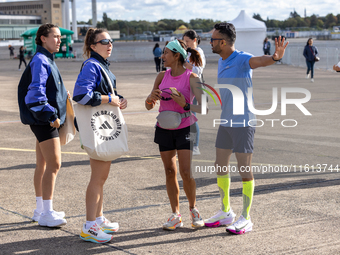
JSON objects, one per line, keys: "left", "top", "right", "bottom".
{"left": 230, "top": 10, "right": 267, "bottom": 56}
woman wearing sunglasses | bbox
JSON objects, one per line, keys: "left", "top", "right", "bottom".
{"left": 73, "top": 28, "right": 127, "bottom": 243}
{"left": 145, "top": 39, "right": 206, "bottom": 230}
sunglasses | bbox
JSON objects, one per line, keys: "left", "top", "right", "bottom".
{"left": 210, "top": 38, "right": 224, "bottom": 43}
{"left": 94, "top": 39, "right": 114, "bottom": 45}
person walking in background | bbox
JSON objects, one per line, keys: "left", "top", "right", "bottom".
{"left": 263, "top": 38, "right": 271, "bottom": 55}
{"left": 153, "top": 43, "right": 162, "bottom": 73}
{"left": 204, "top": 23, "right": 288, "bottom": 235}
{"left": 68, "top": 44, "right": 73, "bottom": 58}
{"left": 17, "top": 23, "right": 68, "bottom": 228}
{"left": 73, "top": 28, "right": 128, "bottom": 244}
{"left": 182, "top": 29, "right": 206, "bottom": 155}
{"left": 303, "top": 38, "right": 318, "bottom": 83}
{"left": 61, "top": 44, "right": 67, "bottom": 58}
{"left": 18, "top": 46, "right": 27, "bottom": 70}
{"left": 8, "top": 45, "right": 14, "bottom": 59}
{"left": 145, "top": 39, "right": 206, "bottom": 230}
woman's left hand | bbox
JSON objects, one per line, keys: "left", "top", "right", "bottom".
{"left": 119, "top": 98, "right": 128, "bottom": 109}
{"left": 171, "top": 91, "right": 186, "bottom": 108}
{"left": 273, "top": 36, "right": 289, "bottom": 60}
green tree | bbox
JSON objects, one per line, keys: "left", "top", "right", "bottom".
{"left": 317, "top": 19, "right": 324, "bottom": 28}
{"left": 310, "top": 14, "right": 318, "bottom": 27}
{"left": 253, "top": 13, "right": 264, "bottom": 22}
{"left": 289, "top": 10, "right": 301, "bottom": 18}
{"left": 325, "top": 13, "right": 337, "bottom": 28}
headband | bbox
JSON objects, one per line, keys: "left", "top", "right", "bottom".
{"left": 166, "top": 40, "right": 188, "bottom": 60}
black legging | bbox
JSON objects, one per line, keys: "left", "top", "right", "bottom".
{"left": 154, "top": 57, "right": 161, "bottom": 72}
{"left": 19, "top": 57, "right": 27, "bottom": 69}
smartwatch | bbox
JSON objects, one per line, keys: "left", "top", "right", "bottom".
{"left": 183, "top": 103, "right": 190, "bottom": 111}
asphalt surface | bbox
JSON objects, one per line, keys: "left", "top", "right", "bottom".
{"left": 0, "top": 56, "right": 340, "bottom": 254}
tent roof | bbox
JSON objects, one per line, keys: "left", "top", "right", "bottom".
{"left": 230, "top": 10, "right": 266, "bottom": 32}
{"left": 20, "top": 27, "right": 74, "bottom": 37}
{"left": 173, "top": 25, "right": 188, "bottom": 35}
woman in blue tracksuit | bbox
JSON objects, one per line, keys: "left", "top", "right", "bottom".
{"left": 303, "top": 38, "right": 319, "bottom": 82}
{"left": 17, "top": 24, "right": 67, "bottom": 227}
{"left": 73, "top": 28, "right": 127, "bottom": 244}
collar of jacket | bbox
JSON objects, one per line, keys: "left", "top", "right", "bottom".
{"left": 36, "top": 45, "right": 54, "bottom": 61}
{"left": 90, "top": 51, "right": 110, "bottom": 67}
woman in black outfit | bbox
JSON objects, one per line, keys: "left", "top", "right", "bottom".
{"left": 19, "top": 46, "right": 27, "bottom": 70}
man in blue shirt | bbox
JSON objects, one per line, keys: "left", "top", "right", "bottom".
{"left": 204, "top": 23, "right": 288, "bottom": 234}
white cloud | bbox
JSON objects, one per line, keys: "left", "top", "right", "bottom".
{"left": 2, "top": 0, "right": 340, "bottom": 23}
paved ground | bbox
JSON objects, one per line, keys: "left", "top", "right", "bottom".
{"left": 0, "top": 56, "right": 340, "bottom": 255}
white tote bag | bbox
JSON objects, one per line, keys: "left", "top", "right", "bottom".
{"left": 73, "top": 61, "right": 128, "bottom": 161}
{"left": 59, "top": 97, "right": 76, "bottom": 146}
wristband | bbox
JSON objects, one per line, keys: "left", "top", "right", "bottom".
{"left": 108, "top": 93, "right": 112, "bottom": 103}
{"left": 49, "top": 116, "right": 57, "bottom": 124}
{"left": 146, "top": 100, "right": 153, "bottom": 105}
{"left": 272, "top": 56, "right": 281, "bottom": 62}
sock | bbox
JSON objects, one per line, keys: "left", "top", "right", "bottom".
{"left": 217, "top": 174, "right": 231, "bottom": 212}
{"left": 36, "top": 197, "right": 43, "bottom": 212}
{"left": 241, "top": 179, "right": 255, "bottom": 220}
{"left": 96, "top": 216, "right": 105, "bottom": 225}
{"left": 86, "top": 221, "right": 96, "bottom": 229}
{"left": 43, "top": 200, "right": 53, "bottom": 214}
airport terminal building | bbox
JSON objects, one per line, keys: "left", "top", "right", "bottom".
{"left": 0, "top": 0, "right": 62, "bottom": 39}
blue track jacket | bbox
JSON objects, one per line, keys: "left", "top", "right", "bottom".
{"left": 18, "top": 45, "right": 67, "bottom": 125}
{"left": 73, "top": 51, "right": 123, "bottom": 106}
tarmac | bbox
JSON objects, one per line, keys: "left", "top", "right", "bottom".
{"left": 0, "top": 55, "right": 340, "bottom": 254}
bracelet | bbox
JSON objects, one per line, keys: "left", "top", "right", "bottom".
{"left": 108, "top": 93, "right": 112, "bottom": 103}
{"left": 145, "top": 99, "right": 153, "bottom": 105}
{"left": 272, "top": 56, "right": 281, "bottom": 62}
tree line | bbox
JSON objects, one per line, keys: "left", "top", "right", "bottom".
{"left": 78, "top": 11, "right": 340, "bottom": 35}
{"left": 253, "top": 11, "right": 340, "bottom": 30}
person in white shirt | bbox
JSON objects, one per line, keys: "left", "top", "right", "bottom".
{"left": 183, "top": 30, "right": 206, "bottom": 155}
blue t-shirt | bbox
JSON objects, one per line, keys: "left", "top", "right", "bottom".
{"left": 218, "top": 50, "right": 255, "bottom": 127}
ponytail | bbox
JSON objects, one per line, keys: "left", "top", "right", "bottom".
{"left": 174, "top": 39, "right": 202, "bottom": 67}
{"left": 187, "top": 47, "right": 202, "bottom": 67}
{"left": 83, "top": 27, "right": 106, "bottom": 59}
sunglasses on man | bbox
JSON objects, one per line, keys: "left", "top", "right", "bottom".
{"left": 210, "top": 38, "right": 224, "bottom": 43}
{"left": 94, "top": 39, "right": 114, "bottom": 45}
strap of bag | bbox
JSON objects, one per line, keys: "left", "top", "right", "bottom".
{"left": 82, "top": 59, "right": 115, "bottom": 94}
{"left": 309, "top": 46, "right": 315, "bottom": 57}
{"left": 180, "top": 111, "right": 191, "bottom": 118}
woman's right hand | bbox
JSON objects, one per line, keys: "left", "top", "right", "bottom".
{"left": 148, "top": 89, "right": 162, "bottom": 101}
{"left": 109, "top": 95, "right": 121, "bottom": 107}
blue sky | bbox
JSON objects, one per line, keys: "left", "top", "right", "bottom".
{"left": 2, "top": 0, "right": 340, "bottom": 22}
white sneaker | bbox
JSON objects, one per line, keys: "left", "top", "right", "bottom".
{"left": 32, "top": 209, "right": 65, "bottom": 222}
{"left": 204, "top": 208, "right": 236, "bottom": 227}
{"left": 80, "top": 223, "right": 113, "bottom": 243}
{"left": 98, "top": 217, "right": 119, "bottom": 233}
{"left": 163, "top": 213, "right": 183, "bottom": 230}
{"left": 190, "top": 208, "right": 204, "bottom": 228}
{"left": 38, "top": 211, "right": 67, "bottom": 227}
{"left": 306, "top": 74, "right": 310, "bottom": 79}
{"left": 193, "top": 146, "right": 201, "bottom": 155}
{"left": 311, "top": 78, "right": 314, "bottom": 82}
{"left": 226, "top": 215, "right": 253, "bottom": 235}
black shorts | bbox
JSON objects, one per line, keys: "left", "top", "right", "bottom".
{"left": 154, "top": 124, "right": 197, "bottom": 152}
{"left": 30, "top": 125, "right": 59, "bottom": 143}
